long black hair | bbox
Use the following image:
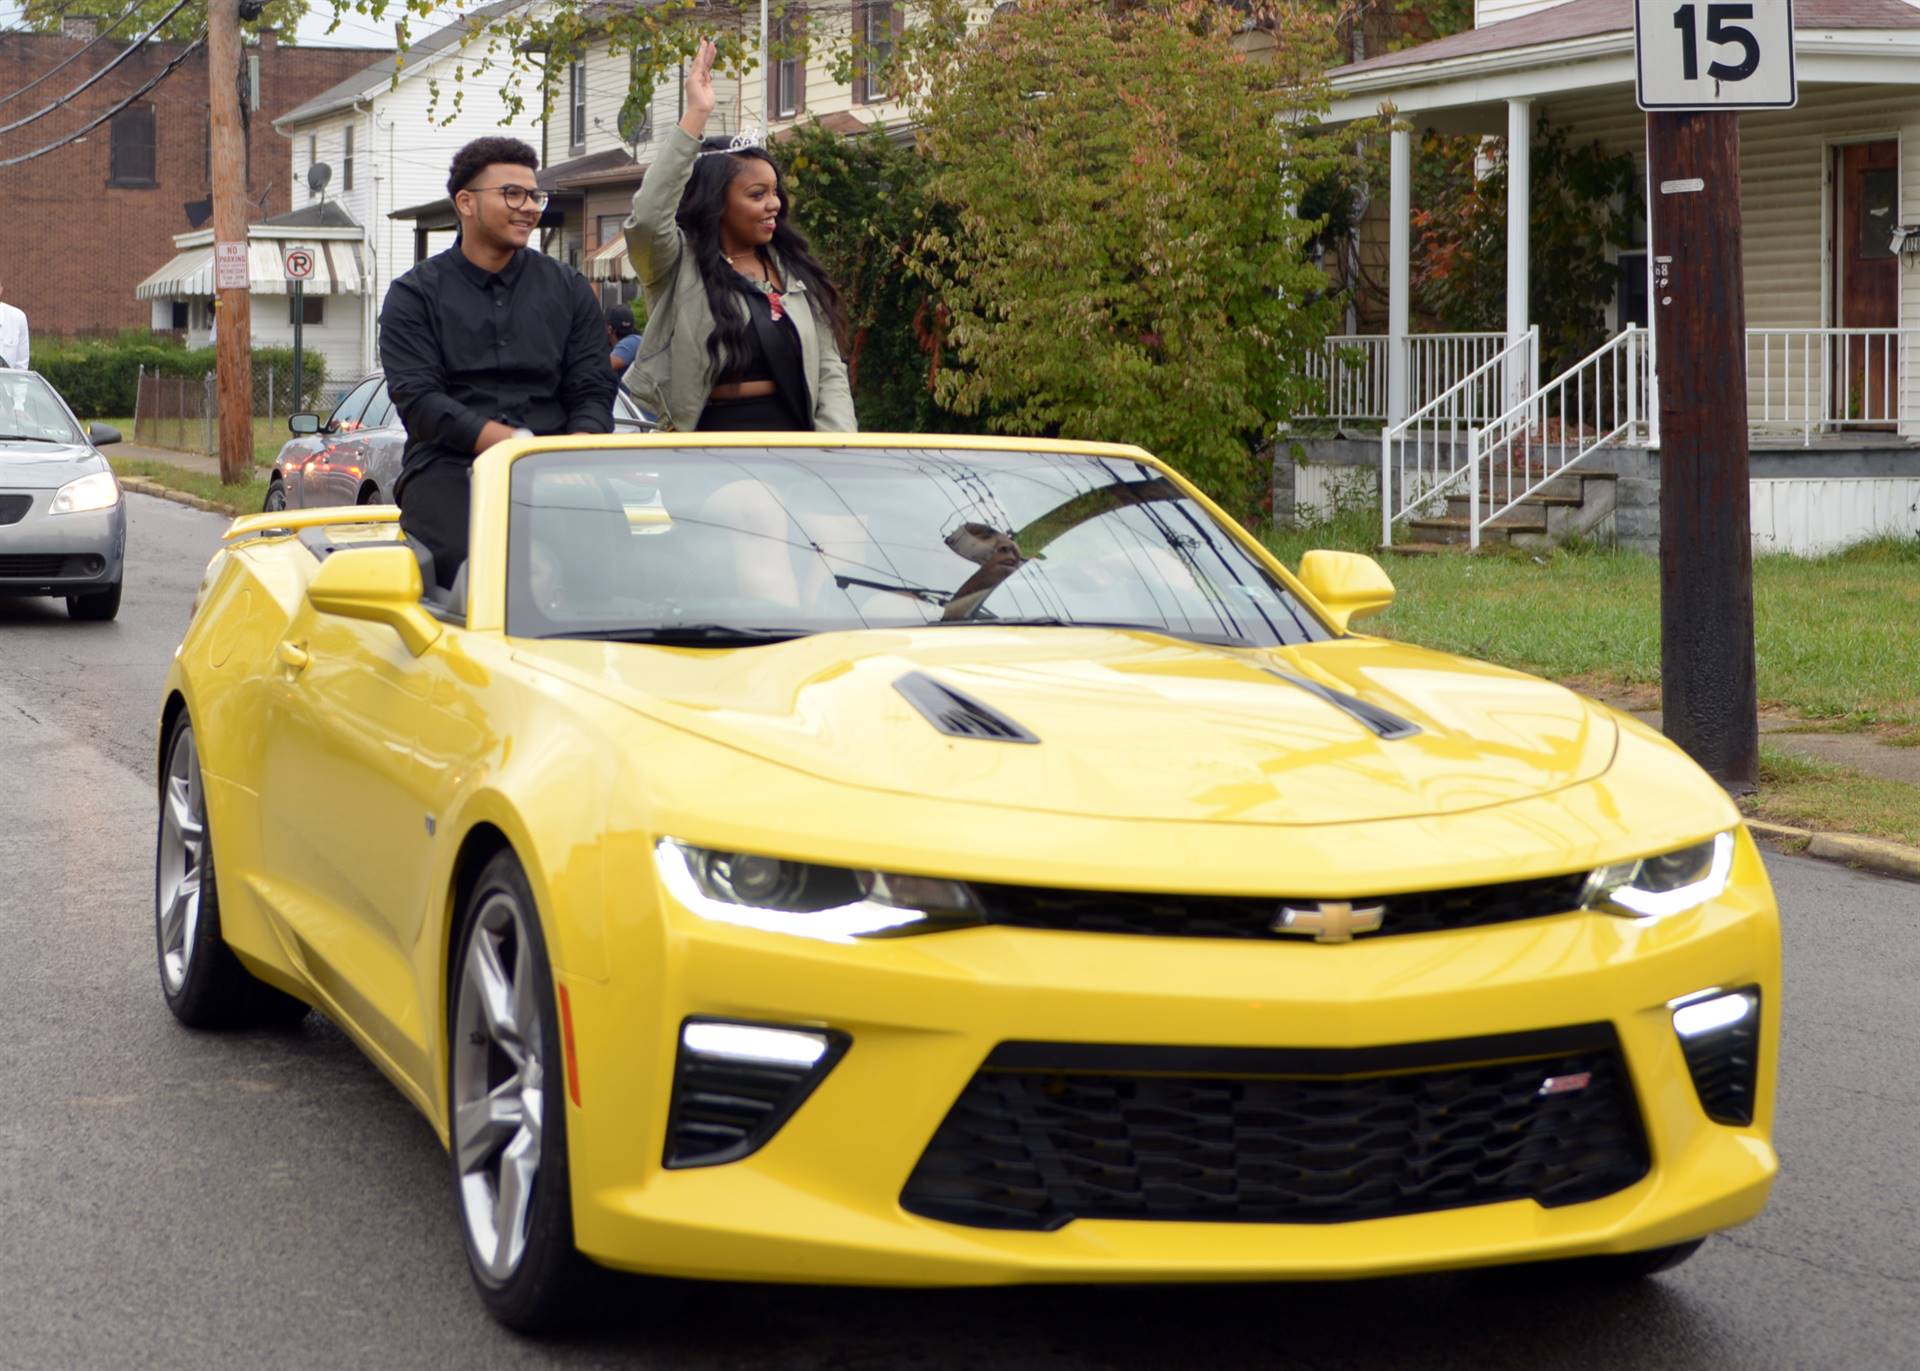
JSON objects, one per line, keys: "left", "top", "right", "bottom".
{"left": 676, "top": 139, "right": 848, "bottom": 378}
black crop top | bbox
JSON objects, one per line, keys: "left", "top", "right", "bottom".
{"left": 717, "top": 288, "right": 803, "bottom": 386}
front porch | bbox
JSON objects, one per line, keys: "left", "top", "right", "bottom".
{"left": 1308, "top": 0, "right": 1920, "bottom": 552}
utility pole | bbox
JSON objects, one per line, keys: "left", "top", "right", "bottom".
{"left": 208, "top": 0, "right": 253, "bottom": 486}
{"left": 1646, "top": 111, "right": 1758, "bottom": 792}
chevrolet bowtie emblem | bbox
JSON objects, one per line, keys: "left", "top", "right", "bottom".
{"left": 1273, "top": 900, "right": 1387, "bottom": 943}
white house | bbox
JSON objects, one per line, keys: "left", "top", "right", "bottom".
{"left": 272, "top": 0, "right": 546, "bottom": 375}
{"left": 1303, "top": 0, "right": 1920, "bottom": 555}
{"left": 134, "top": 203, "right": 368, "bottom": 388}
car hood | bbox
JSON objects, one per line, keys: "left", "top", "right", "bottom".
{"left": 514, "top": 629, "right": 1618, "bottom": 827}
{"left": 0, "top": 444, "right": 101, "bottom": 489}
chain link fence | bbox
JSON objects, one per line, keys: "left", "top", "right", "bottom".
{"left": 133, "top": 363, "right": 347, "bottom": 457}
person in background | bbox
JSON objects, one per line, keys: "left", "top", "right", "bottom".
{"left": 0, "top": 282, "right": 27, "bottom": 370}
{"left": 381, "top": 136, "right": 616, "bottom": 590}
{"left": 606, "top": 303, "right": 641, "bottom": 378}
{"left": 622, "top": 38, "right": 855, "bottom": 433}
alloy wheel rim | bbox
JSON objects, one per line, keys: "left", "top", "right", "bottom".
{"left": 156, "top": 726, "right": 205, "bottom": 995}
{"left": 452, "top": 891, "right": 546, "bottom": 1282}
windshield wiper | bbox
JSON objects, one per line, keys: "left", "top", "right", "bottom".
{"left": 933, "top": 616, "right": 1252, "bottom": 647}
{"left": 544, "top": 623, "right": 811, "bottom": 646}
{"left": 0, "top": 433, "right": 67, "bottom": 443}
{"left": 833, "top": 573, "right": 950, "bottom": 605}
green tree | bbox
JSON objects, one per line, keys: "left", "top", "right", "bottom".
{"left": 21, "top": 0, "right": 310, "bottom": 43}
{"left": 907, "top": 0, "right": 1342, "bottom": 515}
{"left": 781, "top": 121, "right": 966, "bottom": 434}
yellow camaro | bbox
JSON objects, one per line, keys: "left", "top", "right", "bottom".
{"left": 154, "top": 435, "right": 1778, "bottom": 1331}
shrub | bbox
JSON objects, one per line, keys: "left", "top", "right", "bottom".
{"left": 31, "top": 335, "right": 327, "bottom": 417}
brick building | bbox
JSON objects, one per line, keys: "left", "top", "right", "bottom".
{"left": 0, "top": 24, "right": 386, "bottom": 343}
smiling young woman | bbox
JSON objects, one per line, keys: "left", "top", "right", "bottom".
{"left": 620, "top": 38, "right": 857, "bottom": 434}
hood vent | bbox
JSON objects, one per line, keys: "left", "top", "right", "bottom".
{"left": 1263, "top": 667, "right": 1422, "bottom": 741}
{"left": 894, "top": 672, "right": 1039, "bottom": 744}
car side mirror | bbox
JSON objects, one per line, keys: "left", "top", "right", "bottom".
{"left": 306, "top": 545, "right": 443, "bottom": 656}
{"left": 87, "top": 423, "right": 121, "bottom": 447}
{"left": 1296, "top": 550, "right": 1395, "bottom": 634}
{"left": 288, "top": 413, "right": 321, "bottom": 435}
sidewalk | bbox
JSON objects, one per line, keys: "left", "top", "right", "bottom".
{"left": 113, "top": 441, "right": 226, "bottom": 476}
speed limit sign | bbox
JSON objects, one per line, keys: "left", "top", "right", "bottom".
{"left": 283, "top": 246, "right": 315, "bottom": 281}
{"left": 1636, "top": 0, "right": 1796, "bottom": 110}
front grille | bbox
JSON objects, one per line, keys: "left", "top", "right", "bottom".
{"left": 0, "top": 554, "right": 72, "bottom": 578}
{"left": 0, "top": 494, "right": 31, "bottom": 526}
{"left": 977, "top": 871, "right": 1592, "bottom": 941}
{"left": 902, "top": 1027, "right": 1649, "bottom": 1230}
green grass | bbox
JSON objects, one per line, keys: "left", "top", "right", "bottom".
{"left": 112, "top": 458, "right": 267, "bottom": 513}
{"left": 1261, "top": 520, "right": 1920, "bottom": 729}
{"left": 1747, "top": 746, "right": 1920, "bottom": 848}
{"left": 100, "top": 414, "right": 288, "bottom": 466}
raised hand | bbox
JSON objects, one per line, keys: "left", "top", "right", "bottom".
{"left": 680, "top": 37, "right": 717, "bottom": 136}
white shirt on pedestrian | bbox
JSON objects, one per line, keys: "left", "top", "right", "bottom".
{"left": 0, "top": 303, "right": 27, "bottom": 370}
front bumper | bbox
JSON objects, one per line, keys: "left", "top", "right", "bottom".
{"left": 560, "top": 829, "right": 1780, "bottom": 1285}
{"left": 0, "top": 496, "right": 125, "bottom": 596}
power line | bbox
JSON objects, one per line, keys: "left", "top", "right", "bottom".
{"left": 0, "top": 0, "right": 194, "bottom": 139}
{"left": 0, "top": 30, "right": 203, "bottom": 168}
{"left": 0, "top": 0, "right": 144, "bottom": 109}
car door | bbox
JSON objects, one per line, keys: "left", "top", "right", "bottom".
{"left": 256, "top": 576, "right": 491, "bottom": 1095}
{"left": 304, "top": 377, "right": 382, "bottom": 507}
{"left": 338, "top": 383, "right": 400, "bottom": 503}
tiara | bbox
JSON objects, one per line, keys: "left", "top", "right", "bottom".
{"left": 696, "top": 127, "right": 765, "bottom": 159}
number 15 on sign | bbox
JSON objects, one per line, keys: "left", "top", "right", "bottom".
{"left": 1635, "top": 0, "right": 1796, "bottom": 110}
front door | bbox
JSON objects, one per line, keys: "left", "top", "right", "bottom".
{"left": 1832, "top": 141, "right": 1900, "bottom": 427}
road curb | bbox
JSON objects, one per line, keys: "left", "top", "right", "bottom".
{"left": 119, "top": 476, "right": 242, "bottom": 520}
{"left": 1745, "top": 817, "right": 1920, "bottom": 881}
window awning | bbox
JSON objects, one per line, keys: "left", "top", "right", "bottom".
{"left": 586, "top": 235, "right": 633, "bottom": 283}
{"left": 136, "top": 240, "right": 365, "bottom": 299}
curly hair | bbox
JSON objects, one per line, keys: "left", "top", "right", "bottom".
{"left": 447, "top": 136, "right": 539, "bottom": 198}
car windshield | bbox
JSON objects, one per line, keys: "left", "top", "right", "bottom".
{"left": 506, "top": 447, "right": 1331, "bottom": 647}
{"left": 0, "top": 373, "right": 82, "bottom": 444}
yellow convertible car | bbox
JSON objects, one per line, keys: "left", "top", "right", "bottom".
{"left": 155, "top": 435, "right": 1778, "bottom": 1331}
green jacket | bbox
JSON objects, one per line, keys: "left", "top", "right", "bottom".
{"left": 621, "top": 127, "right": 857, "bottom": 433}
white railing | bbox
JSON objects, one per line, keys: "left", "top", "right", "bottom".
{"left": 1305, "top": 332, "right": 1508, "bottom": 425}
{"left": 1747, "top": 328, "right": 1920, "bottom": 443}
{"left": 1380, "top": 328, "right": 1537, "bottom": 546}
{"left": 1465, "top": 326, "right": 1650, "bottom": 549}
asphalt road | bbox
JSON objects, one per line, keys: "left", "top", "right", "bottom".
{"left": 2, "top": 492, "right": 1917, "bottom": 1370}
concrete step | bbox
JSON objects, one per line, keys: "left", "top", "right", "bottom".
{"left": 1405, "top": 509, "right": 1547, "bottom": 544}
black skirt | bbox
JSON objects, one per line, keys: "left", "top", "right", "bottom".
{"left": 696, "top": 394, "right": 803, "bottom": 432}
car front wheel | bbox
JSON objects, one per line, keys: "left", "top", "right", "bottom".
{"left": 262, "top": 479, "right": 287, "bottom": 513}
{"left": 67, "top": 579, "right": 121, "bottom": 621}
{"left": 155, "top": 712, "right": 310, "bottom": 1028}
{"left": 450, "top": 851, "right": 597, "bottom": 1331}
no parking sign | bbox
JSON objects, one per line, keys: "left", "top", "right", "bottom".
{"left": 283, "top": 247, "right": 315, "bottom": 282}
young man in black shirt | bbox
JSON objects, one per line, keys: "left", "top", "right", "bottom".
{"left": 380, "top": 137, "right": 615, "bottom": 590}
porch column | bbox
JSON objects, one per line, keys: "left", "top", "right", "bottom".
{"left": 1388, "top": 124, "right": 1411, "bottom": 425}
{"left": 1506, "top": 97, "right": 1532, "bottom": 409}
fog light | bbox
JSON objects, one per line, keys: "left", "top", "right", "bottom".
{"left": 664, "top": 1018, "right": 849, "bottom": 1168}
{"left": 1670, "top": 987, "right": 1761, "bottom": 1125}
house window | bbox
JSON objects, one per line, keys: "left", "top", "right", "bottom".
{"left": 109, "top": 103, "right": 156, "bottom": 186}
{"left": 619, "top": 51, "right": 654, "bottom": 144}
{"left": 308, "top": 133, "right": 318, "bottom": 198}
{"left": 343, "top": 124, "right": 355, "bottom": 192}
{"left": 1616, "top": 253, "right": 1649, "bottom": 329}
{"left": 569, "top": 61, "right": 587, "bottom": 148}
{"left": 768, "top": 16, "right": 804, "bottom": 120}
{"left": 596, "top": 213, "right": 626, "bottom": 249}
{"left": 287, "top": 293, "right": 325, "bottom": 326}
{"left": 854, "top": 2, "right": 896, "bottom": 105}
{"left": 171, "top": 301, "right": 189, "bottom": 330}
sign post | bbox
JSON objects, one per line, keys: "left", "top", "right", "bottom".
{"left": 1634, "top": 0, "right": 1794, "bottom": 793}
{"left": 283, "top": 246, "right": 315, "bottom": 416}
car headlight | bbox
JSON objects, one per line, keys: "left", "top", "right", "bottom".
{"left": 49, "top": 471, "right": 120, "bottom": 515}
{"left": 655, "top": 839, "right": 984, "bottom": 942}
{"left": 1583, "top": 831, "right": 1735, "bottom": 918}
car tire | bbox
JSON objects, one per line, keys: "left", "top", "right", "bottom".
{"left": 356, "top": 482, "right": 380, "bottom": 505}
{"left": 450, "top": 850, "right": 599, "bottom": 1333}
{"left": 155, "top": 711, "right": 311, "bottom": 1030}
{"left": 262, "top": 479, "right": 287, "bottom": 513}
{"left": 67, "top": 579, "right": 121, "bottom": 622}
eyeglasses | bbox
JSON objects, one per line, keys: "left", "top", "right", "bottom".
{"left": 465, "top": 184, "right": 550, "bottom": 211}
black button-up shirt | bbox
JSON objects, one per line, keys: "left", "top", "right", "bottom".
{"left": 379, "top": 243, "right": 615, "bottom": 483}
